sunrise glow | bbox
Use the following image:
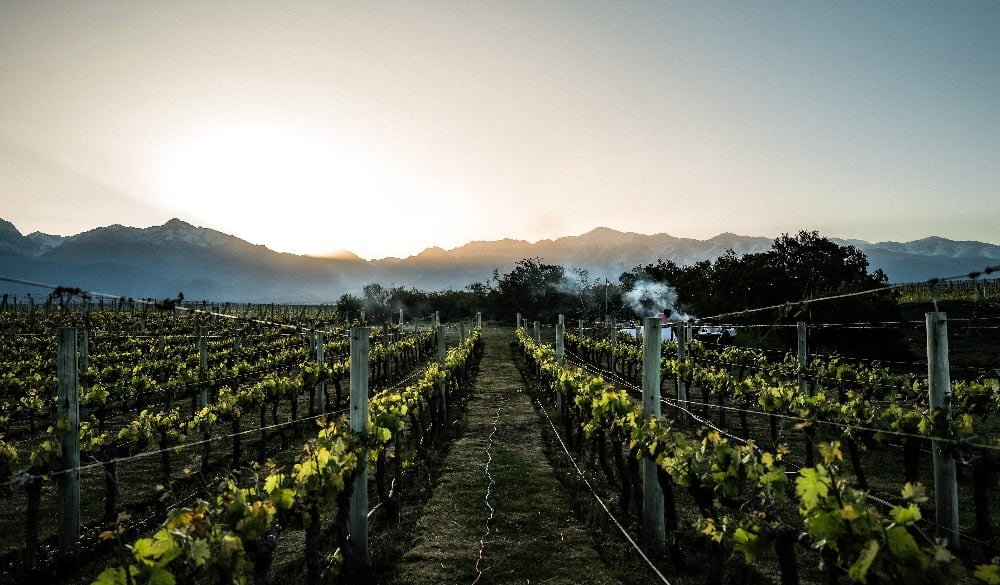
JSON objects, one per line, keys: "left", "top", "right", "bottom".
{"left": 156, "top": 122, "right": 423, "bottom": 257}
{"left": 2, "top": 3, "right": 998, "bottom": 258}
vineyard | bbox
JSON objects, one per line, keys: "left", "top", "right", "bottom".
{"left": 0, "top": 279, "right": 999, "bottom": 584}
{"left": 0, "top": 298, "right": 484, "bottom": 584}
{"left": 513, "top": 303, "right": 1000, "bottom": 584}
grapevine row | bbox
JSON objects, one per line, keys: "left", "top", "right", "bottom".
{"left": 517, "top": 329, "right": 999, "bottom": 585}
{"left": 0, "top": 322, "right": 437, "bottom": 574}
{"left": 91, "top": 327, "right": 483, "bottom": 585}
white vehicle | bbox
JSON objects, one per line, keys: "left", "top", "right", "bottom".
{"left": 696, "top": 325, "right": 737, "bottom": 338}
{"left": 617, "top": 324, "right": 678, "bottom": 342}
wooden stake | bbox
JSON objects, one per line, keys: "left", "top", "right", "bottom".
{"left": 57, "top": 327, "right": 80, "bottom": 559}
{"left": 199, "top": 334, "right": 208, "bottom": 409}
{"left": 349, "top": 326, "right": 370, "bottom": 564}
{"left": 642, "top": 317, "right": 665, "bottom": 551}
{"left": 316, "top": 331, "right": 326, "bottom": 415}
{"left": 676, "top": 324, "right": 688, "bottom": 415}
{"left": 555, "top": 318, "right": 565, "bottom": 415}
{"left": 80, "top": 329, "right": 89, "bottom": 394}
{"left": 437, "top": 324, "right": 447, "bottom": 420}
{"left": 797, "top": 322, "right": 810, "bottom": 396}
{"left": 926, "top": 312, "right": 960, "bottom": 549}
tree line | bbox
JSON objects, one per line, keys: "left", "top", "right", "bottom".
{"left": 337, "top": 231, "right": 901, "bottom": 356}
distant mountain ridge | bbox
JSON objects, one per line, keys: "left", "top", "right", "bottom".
{"left": 1, "top": 218, "right": 998, "bottom": 302}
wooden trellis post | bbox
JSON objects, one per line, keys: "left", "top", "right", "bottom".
{"left": 199, "top": 334, "right": 209, "bottom": 409}
{"left": 349, "top": 326, "right": 370, "bottom": 563}
{"left": 57, "top": 327, "right": 80, "bottom": 559}
{"left": 798, "top": 321, "right": 816, "bottom": 467}
{"left": 316, "top": 331, "right": 326, "bottom": 415}
{"left": 926, "top": 312, "right": 959, "bottom": 549}
{"left": 555, "top": 315, "right": 565, "bottom": 415}
{"left": 438, "top": 324, "right": 447, "bottom": 420}
{"left": 676, "top": 324, "right": 688, "bottom": 418}
{"left": 642, "top": 317, "right": 665, "bottom": 551}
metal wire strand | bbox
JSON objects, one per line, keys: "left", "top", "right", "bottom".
{"left": 471, "top": 397, "right": 504, "bottom": 585}
{"left": 532, "top": 395, "right": 673, "bottom": 585}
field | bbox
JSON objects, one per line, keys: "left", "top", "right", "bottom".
{"left": 0, "top": 293, "right": 999, "bottom": 584}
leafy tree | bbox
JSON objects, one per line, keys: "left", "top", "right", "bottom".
{"left": 621, "top": 231, "right": 903, "bottom": 357}
{"left": 761, "top": 231, "right": 888, "bottom": 303}
{"left": 361, "top": 283, "right": 391, "bottom": 319}
{"left": 493, "top": 258, "right": 578, "bottom": 322}
{"left": 385, "top": 286, "right": 430, "bottom": 321}
{"left": 761, "top": 233, "right": 899, "bottom": 355}
{"left": 335, "top": 293, "right": 362, "bottom": 321}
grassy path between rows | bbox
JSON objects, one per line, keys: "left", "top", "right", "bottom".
{"left": 389, "top": 328, "right": 618, "bottom": 585}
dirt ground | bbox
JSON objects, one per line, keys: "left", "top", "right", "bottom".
{"left": 386, "top": 326, "right": 620, "bottom": 585}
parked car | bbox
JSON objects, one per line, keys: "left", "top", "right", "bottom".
{"left": 696, "top": 325, "right": 737, "bottom": 338}
{"left": 617, "top": 324, "right": 679, "bottom": 342}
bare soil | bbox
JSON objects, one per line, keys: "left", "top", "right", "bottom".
{"left": 385, "top": 326, "right": 619, "bottom": 585}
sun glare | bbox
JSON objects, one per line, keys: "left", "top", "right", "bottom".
{"left": 156, "top": 122, "right": 403, "bottom": 256}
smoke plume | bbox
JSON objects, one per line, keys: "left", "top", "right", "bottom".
{"left": 623, "top": 280, "right": 690, "bottom": 321}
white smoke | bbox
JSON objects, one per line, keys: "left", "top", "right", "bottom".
{"left": 623, "top": 280, "right": 691, "bottom": 321}
{"left": 549, "top": 270, "right": 590, "bottom": 296}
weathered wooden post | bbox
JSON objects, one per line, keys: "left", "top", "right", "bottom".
{"left": 533, "top": 321, "right": 540, "bottom": 344}
{"left": 57, "top": 327, "right": 80, "bottom": 559}
{"left": 797, "top": 322, "right": 809, "bottom": 395}
{"left": 610, "top": 318, "right": 618, "bottom": 374}
{"left": 676, "top": 323, "right": 688, "bottom": 419}
{"left": 927, "top": 312, "right": 959, "bottom": 549}
{"left": 642, "top": 317, "right": 665, "bottom": 550}
{"left": 555, "top": 315, "right": 565, "bottom": 415}
{"left": 516, "top": 313, "right": 522, "bottom": 330}
{"left": 438, "top": 324, "right": 447, "bottom": 419}
{"left": 316, "top": 331, "right": 326, "bottom": 415}
{"left": 80, "top": 329, "right": 89, "bottom": 394}
{"left": 399, "top": 308, "right": 403, "bottom": 327}
{"left": 349, "top": 326, "right": 370, "bottom": 563}
{"left": 437, "top": 324, "right": 447, "bottom": 363}
{"left": 798, "top": 321, "right": 816, "bottom": 466}
{"left": 199, "top": 334, "right": 209, "bottom": 409}
{"left": 384, "top": 319, "right": 393, "bottom": 384}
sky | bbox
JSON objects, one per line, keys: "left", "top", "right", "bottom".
{"left": 1, "top": 1, "right": 998, "bottom": 260}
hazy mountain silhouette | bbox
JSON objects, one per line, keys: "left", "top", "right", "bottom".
{"left": 0, "top": 218, "right": 997, "bottom": 302}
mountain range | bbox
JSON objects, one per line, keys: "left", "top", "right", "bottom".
{"left": 1, "top": 218, "right": 998, "bottom": 303}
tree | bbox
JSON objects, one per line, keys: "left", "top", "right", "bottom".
{"left": 620, "top": 231, "right": 903, "bottom": 357}
{"left": 493, "top": 258, "right": 578, "bottom": 322}
{"left": 335, "top": 293, "right": 363, "bottom": 321}
{"left": 361, "top": 283, "right": 391, "bottom": 318}
{"left": 764, "top": 231, "right": 887, "bottom": 300}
